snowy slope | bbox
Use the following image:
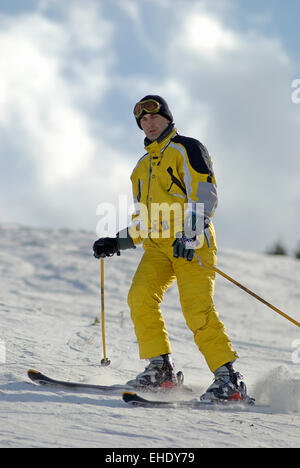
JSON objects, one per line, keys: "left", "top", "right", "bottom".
{"left": 0, "top": 224, "right": 299, "bottom": 448}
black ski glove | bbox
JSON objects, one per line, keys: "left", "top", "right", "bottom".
{"left": 172, "top": 233, "right": 198, "bottom": 262}
{"left": 93, "top": 229, "right": 136, "bottom": 259}
{"left": 93, "top": 237, "right": 120, "bottom": 258}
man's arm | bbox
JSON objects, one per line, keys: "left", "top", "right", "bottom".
{"left": 171, "top": 136, "right": 218, "bottom": 260}
{"left": 171, "top": 135, "right": 218, "bottom": 237}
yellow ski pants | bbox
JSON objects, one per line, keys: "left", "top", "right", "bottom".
{"left": 128, "top": 232, "right": 238, "bottom": 373}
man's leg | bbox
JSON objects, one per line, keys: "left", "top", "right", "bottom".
{"left": 128, "top": 239, "right": 176, "bottom": 359}
{"left": 172, "top": 241, "right": 238, "bottom": 373}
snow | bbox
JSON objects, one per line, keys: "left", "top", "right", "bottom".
{"left": 0, "top": 223, "right": 299, "bottom": 448}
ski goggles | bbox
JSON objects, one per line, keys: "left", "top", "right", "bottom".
{"left": 133, "top": 99, "right": 161, "bottom": 119}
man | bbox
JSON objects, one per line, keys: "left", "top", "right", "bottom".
{"left": 93, "top": 95, "right": 248, "bottom": 402}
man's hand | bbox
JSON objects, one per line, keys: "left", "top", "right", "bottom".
{"left": 172, "top": 233, "right": 198, "bottom": 261}
{"left": 93, "top": 237, "right": 120, "bottom": 258}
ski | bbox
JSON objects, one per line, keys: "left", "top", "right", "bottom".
{"left": 122, "top": 391, "right": 256, "bottom": 408}
{"left": 27, "top": 369, "right": 192, "bottom": 395}
{"left": 27, "top": 369, "right": 135, "bottom": 394}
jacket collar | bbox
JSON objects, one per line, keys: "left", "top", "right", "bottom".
{"left": 144, "top": 123, "right": 177, "bottom": 155}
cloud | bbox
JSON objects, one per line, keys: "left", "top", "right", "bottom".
{"left": 0, "top": 1, "right": 135, "bottom": 231}
{"left": 117, "top": 1, "right": 300, "bottom": 251}
{"left": 178, "top": 11, "right": 238, "bottom": 58}
{"left": 158, "top": 4, "right": 299, "bottom": 250}
{"left": 0, "top": 6, "right": 113, "bottom": 186}
{"left": 1, "top": 0, "right": 300, "bottom": 252}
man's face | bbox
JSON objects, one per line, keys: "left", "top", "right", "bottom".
{"left": 140, "top": 113, "right": 170, "bottom": 141}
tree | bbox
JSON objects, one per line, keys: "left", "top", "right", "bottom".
{"left": 266, "top": 241, "right": 288, "bottom": 256}
{"left": 294, "top": 242, "right": 300, "bottom": 259}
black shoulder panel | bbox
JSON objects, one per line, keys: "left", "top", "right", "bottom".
{"left": 171, "top": 135, "right": 212, "bottom": 175}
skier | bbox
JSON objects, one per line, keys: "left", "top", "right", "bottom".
{"left": 93, "top": 95, "right": 248, "bottom": 402}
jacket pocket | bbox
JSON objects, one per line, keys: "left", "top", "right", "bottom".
{"left": 166, "top": 167, "right": 186, "bottom": 196}
{"left": 137, "top": 179, "right": 142, "bottom": 202}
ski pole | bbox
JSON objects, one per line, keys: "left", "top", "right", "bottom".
{"left": 196, "top": 255, "right": 300, "bottom": 328}
{"left": 100, "top": 258, "right": 111, "bottom": 366}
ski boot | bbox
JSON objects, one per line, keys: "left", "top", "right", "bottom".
{"left": 127, "top": 354, "right": 182, "bottom": 390}
{"left": 200, "top": 362, "right": 254, "bottom": 404}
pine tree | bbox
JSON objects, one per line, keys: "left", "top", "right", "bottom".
{"left": 266, "top": 241, "right": 288, "bottom": 256}
{"left": 294, "top": 242, "right": 300, "bottom": 259}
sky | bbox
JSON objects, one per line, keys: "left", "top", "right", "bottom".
{"left": 0, "top": 0, "right": 300, "bottom": 254}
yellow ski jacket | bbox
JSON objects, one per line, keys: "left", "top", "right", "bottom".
{"left": 119, "top": 124, "right": 218, "bottom": 247}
